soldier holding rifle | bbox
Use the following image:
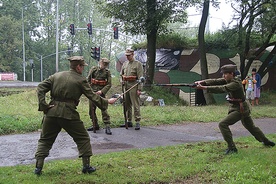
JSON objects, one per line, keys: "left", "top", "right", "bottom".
{"left": 193, "top": 64, "right": 275, "bottom": 154}
{"left": 87, "top": 58, "right": 112, "bottom": 135}
{"left": 34, "top": 56, "right": 117, "bottom": 175}
{"left": 120, "top": 48, "right": 144, "bottom": 130}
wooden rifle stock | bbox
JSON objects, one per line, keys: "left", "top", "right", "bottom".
{"left": 121, "top": 78, "right": 128, "bottom": 129}
{"left": 91, "top": 104, "right": 97, "bottom": 133}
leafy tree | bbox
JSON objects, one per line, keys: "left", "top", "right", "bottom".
{"left": 0, "top": 16, "right": 21, "bottom": 72}
{"left": 229, "top": 0, "right": 276, "bottom": 79}
{"left": 96, "top": 0, "right": 197, "bottom": 85}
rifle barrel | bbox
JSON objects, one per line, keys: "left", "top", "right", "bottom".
{"left": 145, "top": 83, "right": 196, "bottom": 87}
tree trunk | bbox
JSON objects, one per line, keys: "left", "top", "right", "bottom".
{"left": 146, "top": 31, "right": 157, "bottom": 85}
{"left": 145, "top": 0, "right": 157, "bottom": 86}
{"left": 198, "top": 0, "right": 216, "bottom": 105}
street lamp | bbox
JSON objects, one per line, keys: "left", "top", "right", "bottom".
{"left": 55, "top": 0, "right": 59, "bottom": 72}
{"left": 22, "top": 1, "right": 36, "bottom": 81}
{"left": 29, "top": 59, "right": 34, "bottom": 82}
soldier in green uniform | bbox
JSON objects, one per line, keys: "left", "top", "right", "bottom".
{"left": 34, "top": 56, "right": 117, "bottom": 175}
{"left": 120, "top": 48, "right": 144, "bottom": 130}
{"left": 194, "top": 64, "right": 275, "bottom": 154}
{"left": 86, "top": 58, "right": 112, "bottom": 135}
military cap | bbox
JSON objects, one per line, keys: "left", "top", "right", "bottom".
{"left": 220, "top": 64, "right": 237, "bottom": 73}
{"left": 68, "top": 56, "right": 88, "bottom": 66}
{"left": 101, "top": 58, "right": 110, "bottom": 64}
{"left": 125, "top": 48, "right": 134, "bottom": 56}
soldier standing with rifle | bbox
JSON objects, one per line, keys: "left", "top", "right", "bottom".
{"left": 34, "top": 56, "right": 117, "bottom": 175}
{"left": 120, "top": 48, "right": 144, "bottom": 130}
{"left": 194, "top": 64, "right": 275, "bottom": 154}
{"left": 87, "top": 58, "right": 112, "bottom": 135}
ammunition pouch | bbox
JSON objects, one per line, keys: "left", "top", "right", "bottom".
{"left": 91, "top": 78, "right": 107, "bottom": 86}
{"left": 122, "top": 75, "right": 137, "bottom": 82}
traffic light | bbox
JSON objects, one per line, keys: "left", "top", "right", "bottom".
{"left": 90, "top": 47, "right": 100, "bottom": 61}
{"left": 91, "top": 47, "right": 96, "bottom": 59}
{"left": 113, "top": 27, "right": 118, "bottom": 39}
{"left": 87, "top": 23, "right": 92, "bottom": 35}
{"left": 95, "top": 47, "right": 100, "bottom": 61}
{"left": 69, "top": 24, "right": 75, "bottom": 35}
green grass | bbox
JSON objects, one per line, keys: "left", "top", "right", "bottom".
{"left": 0, "top": 135, "right": 275, "bottom": 184}
{"left": 0, "top": 87, "right": 276, "bottom": 135}
{"left": 0, "top": 86, "right": 275, "bottom": 183}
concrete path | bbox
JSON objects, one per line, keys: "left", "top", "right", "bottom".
{"left": 0, "top": 118, "right": 275, "bottom": 167}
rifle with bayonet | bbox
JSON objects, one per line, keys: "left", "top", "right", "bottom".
{"left": 144, "top": 83, "right": 197, "bottom": 87}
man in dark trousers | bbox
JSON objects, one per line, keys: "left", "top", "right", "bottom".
{"left": 34, "top": 56, "right": 116, "bottom": 175}
{"left": 120, "top": 48, "right": 144, "bottom": 130}
{"left": 194, "top": 64, "right": 275, "bottom": 154}
{"left": 87, "top": 58, "right": 112, "bottom": 135}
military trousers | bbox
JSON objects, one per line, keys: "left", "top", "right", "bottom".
{"left": 89, "top": 94, "right": 110, "bottom": 125}
{"left": 125, "top": 85, "right": 141, "bottom": 122}
{"left": 218, "top": 110, "right": 268, "bottom": 148}
{"left": 35, "top": 117, "right": 92, "bottom": 160}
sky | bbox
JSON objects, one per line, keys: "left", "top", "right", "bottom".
{"left": 187, "top": 1, "right": 236, "bottom": 33}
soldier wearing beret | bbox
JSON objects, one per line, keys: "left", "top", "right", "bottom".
{"left": 87, "top": 58, "right": 112, "bottom": 135}
{"left": 194, "top": 64, "right": 275, "bottom": 154}
{"left": 34, "top": 56, "right": 117, "bottom": 175}
{"left": 120, "top": 48, "right": 144, "bottom": 130}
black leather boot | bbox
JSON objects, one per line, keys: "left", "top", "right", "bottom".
{"left": 105, "top": 125, "right": 112, "bottom": 135}
{"left": 87, "top": 122, "right": 100, "bottom": 131}
{"left": 135, "top": 122, "right": 140, "bottom": 130}
{"left": 82, "top": 157, "right": 96, "bottom": 174}
{"left": 263, "top": 140, "right": 275, "bottom": 147}
{"left": 225, "top": 147, "right": 238, "bottom": 155}
{"left": 34, "top": 159, "right": 44, "bottom": 175}
{"left": 120, "top": 122, "right": 133, "bottom": 127}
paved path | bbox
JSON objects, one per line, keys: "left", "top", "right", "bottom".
{"left": 0, "top": 118, "right": 275, "bottom": 167}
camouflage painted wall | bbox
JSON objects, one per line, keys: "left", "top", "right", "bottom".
{"left": 116, "top": 48, "right": 276, "bottom": 104}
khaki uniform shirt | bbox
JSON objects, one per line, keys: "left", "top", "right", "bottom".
{"left": 87, "top": 66, "right": 111, "bottom": 94}
{"left": 120, "top": 59, "right": 143, "bottom": 90}
{"left": 204, "top": 77, "right": 250, "bottom": 114}
{"left": 37, "top": 69, "right": 108, "bottom": 120}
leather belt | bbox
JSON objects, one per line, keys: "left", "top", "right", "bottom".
{"left": 91, "top": 78, "right": 107, "bottom": 86}
{"left": 53, "top": 98, "right": 79, "bottom": 106}
{"left": 227, "top": 98, "right": 245, "bottom": 113}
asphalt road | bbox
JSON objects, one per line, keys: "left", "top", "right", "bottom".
{"left": 0, "top": 118, "right": 275, "bottom": 167}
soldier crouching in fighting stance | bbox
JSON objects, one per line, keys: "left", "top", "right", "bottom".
{"left": 34, "top": 56, "right": 117, "bottom": 175}
{"left": 194, "top": 64, "right": 275, "bottom": 154}
{"left": 86, "top": 58, "right": 112, "bottom": 135}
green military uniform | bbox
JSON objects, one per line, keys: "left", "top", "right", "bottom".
{"left": 201, "top": 64, "right": 273, "bottom": 152}
{"left": 35, "top": 56, "right": 108, "bottom": 174}
{"left": 87, "top": 65, "right": 111, "bottom": 126}
{"left": 120, "top": 54, "right": 143, "bottom": 124}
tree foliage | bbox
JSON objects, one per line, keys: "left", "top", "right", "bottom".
{"left": 227, "top": 0, "right": 276, "bottom": 79}
{"left": 0, "top": 0, "right": 131, "bottom": 81}
{"left": 96, "top": 0, "right": 197, "bottom": 84}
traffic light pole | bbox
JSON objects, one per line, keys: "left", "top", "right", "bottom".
{"left": 74, "top": 27, "right": 141, "bottom": 42}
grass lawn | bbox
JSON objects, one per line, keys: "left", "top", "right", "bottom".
{"left": 0, "top": 135, "right": 275, "bottom": 184}
{"left": 0, "top": 86, "right": 275, "bottom": 183}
